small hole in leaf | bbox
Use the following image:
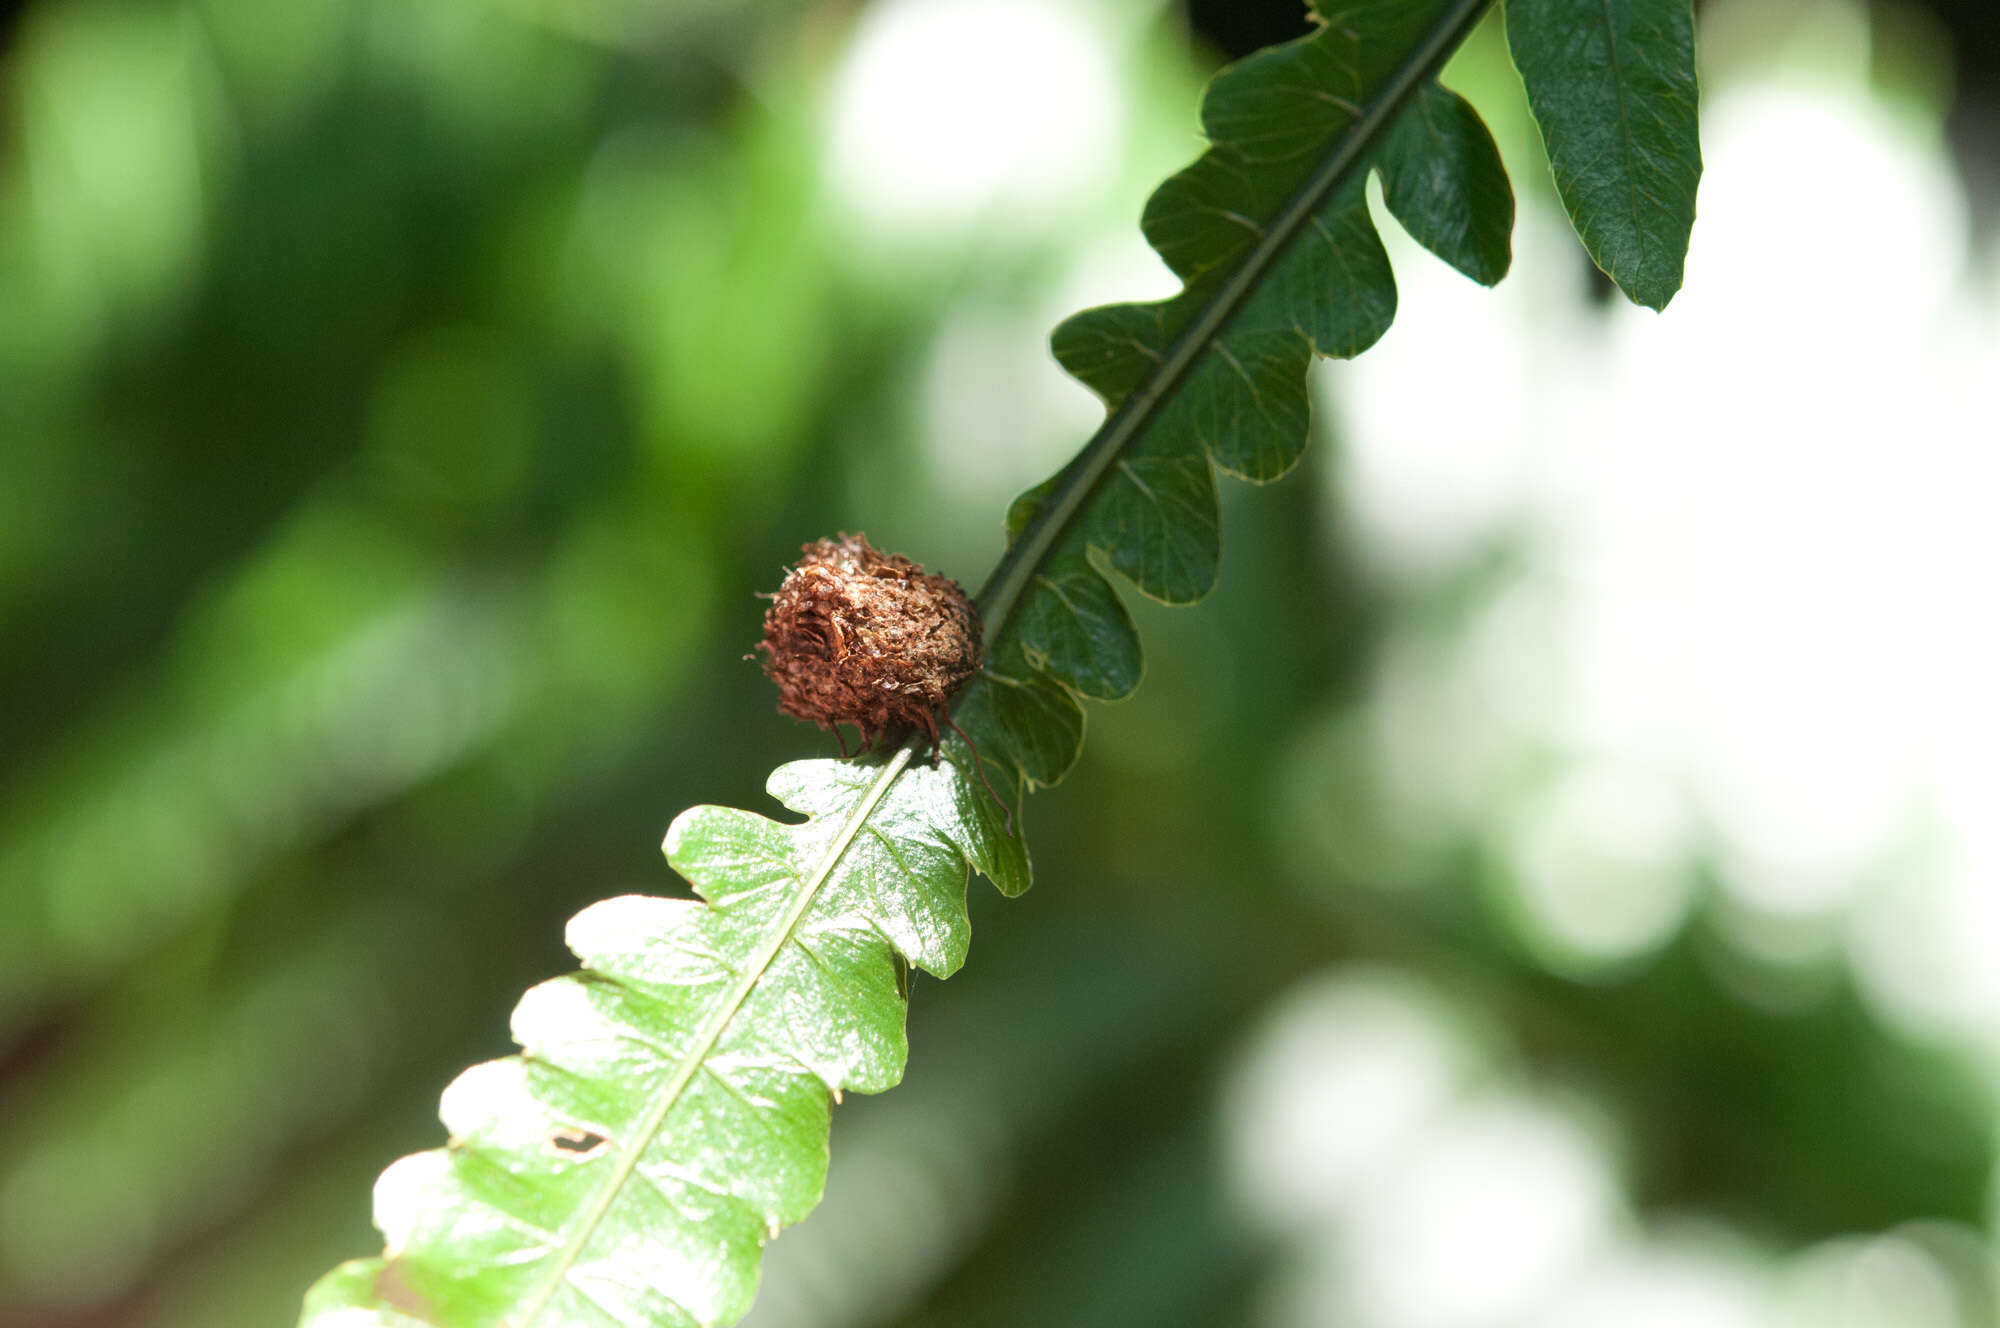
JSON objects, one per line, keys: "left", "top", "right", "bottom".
{"left": 546, "top": 1126, "right": 610, "bottom": 1159}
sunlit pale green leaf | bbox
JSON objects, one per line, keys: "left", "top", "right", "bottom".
{"left": 1505, "top": 0, "right": 1701, "bottom": 309}
{"left": 300, "top": 750, "right": 1023, "bottom": 1327}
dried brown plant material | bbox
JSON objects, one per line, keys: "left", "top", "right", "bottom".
{"left": 756, "top": 534, "right": 982, "bottom": 754}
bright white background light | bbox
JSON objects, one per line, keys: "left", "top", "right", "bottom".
{"left": 824, "top": 0, "right": 1125, "bottom": 253}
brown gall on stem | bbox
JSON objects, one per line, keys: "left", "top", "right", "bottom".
{"left": 756, "top": 532, "right": 981, "bottom": 752}
{"left": 754, "top": 533, "right": 1013, "bottom": 832}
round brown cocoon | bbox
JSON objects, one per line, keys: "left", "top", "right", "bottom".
{"left": 756, "top": 534, "right": 982, "bottom": 752}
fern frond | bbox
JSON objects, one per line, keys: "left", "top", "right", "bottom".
{"left": 297, "top": 1, "right": 1679, "bottom": 1322}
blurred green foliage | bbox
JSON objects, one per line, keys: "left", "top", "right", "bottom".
{"left": 2, "top": 1, "right": 1996, "bottom": 1326}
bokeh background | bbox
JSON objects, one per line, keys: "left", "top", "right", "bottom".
{"left": 3, "top": 0, "right": 1999, "bottom": 1324}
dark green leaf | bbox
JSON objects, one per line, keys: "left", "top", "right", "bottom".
{"left": 1149, "top": 328, "right": 1314, "bottom": 483}
{"left": 1232, "top": 187, "right": 1397, "bottom": 357}
{"left": 1087, "top": 445, "right": 1222, "bottom": 607}
{"left": 1377, "top": 82, "right": 1515, "bottom": 285}
{"left": 1049, "top": 303, "right": 1169, "bottom": 408}
{"left": 1505, "top": 0, "right": 1701, "bottom": 309}
{"left": 953, "top": 636, "right": 1086, "bottom": 790}
{"left": 978, "top": 0, "right": 1500, "bottom": 795}
{"left": 1013, "top": 547, "right": 1143, "bottom": 702}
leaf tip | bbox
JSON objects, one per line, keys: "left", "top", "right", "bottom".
{"left": 1620, "top": 270, "right": 1682, "bottom": 312}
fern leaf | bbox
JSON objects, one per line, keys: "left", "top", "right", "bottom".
{"left": 301, "top": 748, "right": 1022, "bottom": 1327}
{"left": 302, "top": 4, "right": 1548, "bottom": 1323}
{"left": 960, "top": 0, "right": 1509, "bottom": 791}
